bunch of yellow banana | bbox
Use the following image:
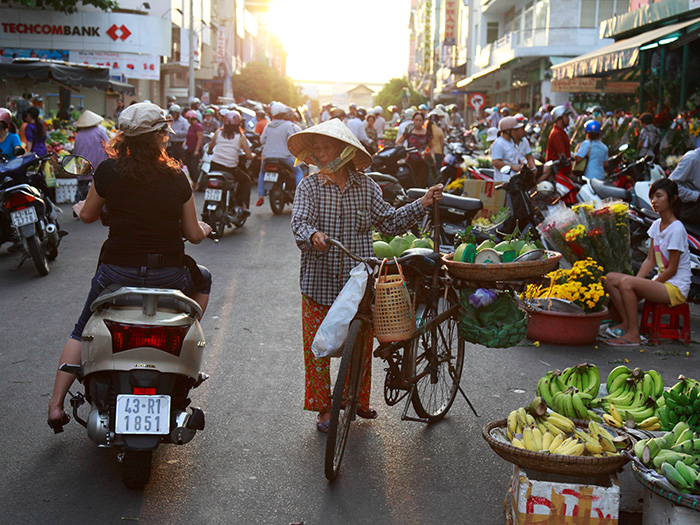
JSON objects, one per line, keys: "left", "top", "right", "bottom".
{"left": 592, "top": 365, "right": 664, "bottom": 427}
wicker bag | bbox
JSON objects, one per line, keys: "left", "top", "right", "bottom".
{"left": 374, "top": 259, "right": 415, "bottom": 343}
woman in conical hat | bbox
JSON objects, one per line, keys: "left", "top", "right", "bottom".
{"left": 289, "top": 119, "right": 443, "bottom": 432}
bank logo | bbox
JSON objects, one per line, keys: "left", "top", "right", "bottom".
{"left": 106, "top": 24, "right": 131, "bottom": 41}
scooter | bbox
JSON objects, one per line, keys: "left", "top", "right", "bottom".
{"left": 202, "top": 170, "right": 250, "bottom": 236}
{"left": 262, "top": 158, "right": 297, "bottom": 214}
{"left": 0, "top": 150, "right": 64, "bottom": 276}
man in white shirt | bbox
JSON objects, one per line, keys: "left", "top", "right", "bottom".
{"left": 491, "top": 116, "right": 536, "bottom": 181}
{"left": 320, "top": 104, "right": 331, "bottom": 123}
{"left": 346, "top": 108, "right": 373, "bottom": 151}
{"left": 373, "top": 105, "right": 386, "bottom": 139}
{"left": 168, "top": 104, "right": 189, "bottom": 162}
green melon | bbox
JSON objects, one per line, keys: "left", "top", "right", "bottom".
{"left": 390, "top": 236, "right": 411, "bottom": 257}
{"left": 373, "top": 241, "right": 394, "bottom": 258}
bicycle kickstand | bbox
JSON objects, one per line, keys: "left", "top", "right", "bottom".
{"left": 400, "top": 384, "right": 430, "bottom": 423}
{"left": 458, "top": 384, "right": 479, "bottom": 417}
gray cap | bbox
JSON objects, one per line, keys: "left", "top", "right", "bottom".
{"left": 118, "top": 102, "right": 174, "bottom": 137}
{"left": 169, "top": 104, "right": 182, "bottom": 114}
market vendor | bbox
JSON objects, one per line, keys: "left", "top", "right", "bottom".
{"left": 603, "top": 179, "right": 691, "bottom": 347}
{"left": 73, "top": 110, "right": 109, "bottom": 169}
{"left": 0, "top": 108, "right": 22, "bottom": 158}
{"left": 669, "top": 145, "right": 700, "bottom": 224}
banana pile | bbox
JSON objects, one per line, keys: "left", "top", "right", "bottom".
{"left": 506, "top": 398, "right": 626, "bottom": 457}
{"left": 589, "top": 365, "right": 664, "bottom": 429}
{"left": 536, "top": 364, "right": 601, "bottom": 421}
{"left": 658, "top": 375, "right": 700, "bottom": 432}
{"left": 634, "top": 422, "right": 700, "bottom": 495}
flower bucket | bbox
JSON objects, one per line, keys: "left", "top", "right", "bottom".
{"left": 523, "top": 306, "right": 609, "bottom": 345}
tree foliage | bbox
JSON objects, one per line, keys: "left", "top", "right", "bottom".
{"left": 15, "top": 0, "right": 118, "bottom": 14}
{"left": 375, "top": 78, "right": 427, "bottom": 112}
{"left": 232, "top": 62, "right": 301, "bottom": 107}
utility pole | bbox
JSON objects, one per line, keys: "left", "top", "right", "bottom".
{"left": 188, "top": 0, "right": 195, "bottom": 100}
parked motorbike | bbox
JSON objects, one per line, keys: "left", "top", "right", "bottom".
{"left": 496, "top": 165, "right": 545, "bottom": 239}
{"left": 261, "top": 158, "right": 297, "bottom": 214}
{"left": 365, "top": 145, "right": 421, "bottom": 206}
{"left": 201, "top": 170, "right": 250, "bottom": 236}
{"left": 0, "top": 150, "right": 64, "bottom": 275}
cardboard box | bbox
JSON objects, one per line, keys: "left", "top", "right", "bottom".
{"left": 642, "top": 485, "right": 700, "bottom": 525}
{"left": 510, "top": 465, "right": 620, "bottom": 524}
{"left": 461, "top": 179, "right": 506, "bottom": 214}
{"left": 55, "top": 179, "right": 77, "bottom": 204}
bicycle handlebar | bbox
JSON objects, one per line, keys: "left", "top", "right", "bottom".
{"left": 325, "top": 238, "right": 418, "bottom": 267}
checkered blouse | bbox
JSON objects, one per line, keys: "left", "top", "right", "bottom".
{"left": 291, "top": 170, "right": 426, "bottom": 305}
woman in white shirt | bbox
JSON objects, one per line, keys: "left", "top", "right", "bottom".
{"left": 207, "top": 111, "right": 254, "bottom": 209}
{"left": 604, "top": 179, "right": 691, "bottom": 346}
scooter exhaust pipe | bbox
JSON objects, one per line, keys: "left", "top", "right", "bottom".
{"left": 45, "top": 223, "right": 60, "bottom": 247}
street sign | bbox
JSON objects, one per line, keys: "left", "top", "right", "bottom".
{"left": 468, "top": 92, "right": 486, "bottom": 112}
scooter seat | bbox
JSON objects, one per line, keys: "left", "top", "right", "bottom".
{"left": 366, "top": 171, "right": 400, "bottom": 184}
{"left": 590, "top": 179, "right": 632, "bottom": 202}
{"left": 685, "top": 221, "right": 700, "bottom": 238}
{"left": 406, "top": 188, "right": 483, "bottom": 211}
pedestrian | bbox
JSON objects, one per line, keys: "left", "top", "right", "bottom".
{"left": 320, "top": 104, "right": 332, "bottom": 123}
{"left": 184, "top": 110, "right": 203, "bottom": 184}
{"left": 668, "top": 145, "right": 700, "bottom": 224}
{"left": 373, "top": 105, "right": 386, "bottom": 140}
{"left": 450, "top": 105, "right": 463, "bottom": 129}
{"left": 573, "top": 120, "right": 608, "bottom": 181}
{"left": 346, "top": 108, "right": 373, "bottom": 152}
{"left": 47, "top": 102, "right": 213, "bottom": 432}
{"left": 395, "top": 111, "right": 433, "bottom": 187}
{"left": 73, "top": 110, "right": 109, "bottom": 168}
{"left": 288, "top": 118, "right": 443, "bottom": 432}
{"left": 168, "top": 104, "right": 189, "bottom": 163}
{"left": 427, "top": 110, "right": 445, "bottom": 171}
{"left": 365, "top": 112, "right": 378, "bottom": 150}
{"left": 545, "top": 105, "right": 574, "bottom": 176}
{"left": 637, "top": 112, "right": 661, "bottom": 161}
{"left": 0, "top": 107, "right": 22, "bottom": 158}
{"left": 604, "top": 179, "right": 691, "bottom": 346}
{"left": 208, "top": 111, "right": 254, "bottom": 210}
{"left": 24, "top": 106, "right": 48, "bottom": 156}
{"left": 257, "top": 102, "right": 302, "bottom": 206}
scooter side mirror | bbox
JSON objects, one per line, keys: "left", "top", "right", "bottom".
{"left": 12, "top": 146, "right": 25, "bottom": 157}
{"left": 61, "top": 155, "right": 94, "bottom": 177}
{"left": 499, "top": 165, "right": 512, "bottom": 175}
{"left": 618, "top": 144, "right": 629, "bottom": 152}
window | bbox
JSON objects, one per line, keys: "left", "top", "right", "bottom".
{"left": 535, "top": 0, "right": 548, "bottom": 30}
{"left": 486, "top": 22, "right": 499, "bottom": 44}
{"left": 615, "top": 0, "right": 629, "bottom": 15}
{"left": 580, "top": 0, "right": 596, "bottom": 28}
{"left": 598, "top": 0, "right": 614, "bottom": 24}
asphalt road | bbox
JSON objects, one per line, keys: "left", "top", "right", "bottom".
{"left": 0, "top": 193, "right": 698, "bottom": 524}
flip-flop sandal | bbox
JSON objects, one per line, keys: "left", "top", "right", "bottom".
{"left": 316, "top": 420, "right": 329, "bottom": 433}
{"left": 357, "top": 408, "right": 378, "bottom": 420}
{"left": 605, "top": 337, "right": 640, "bottom": 347}
{"left": 605, "top": 327, "right": 625, "bottom": 339}
{"left": 47, "top": 413, "right": 70, "bottom": 434}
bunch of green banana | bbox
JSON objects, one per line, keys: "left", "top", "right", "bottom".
{"left": 592, "top": 365, "right": 663, "bottom": 427}
{"left": 549, "top": 387, "right": 601, "bottom": 421}
{"left": 658, "top": 375, "right": 700, "bottom": 432}
{"left": 633, "top": 422, "right": 700, "bottom": 495}
{"left": 537, "top": 364, "right": 601, "bottom": 405}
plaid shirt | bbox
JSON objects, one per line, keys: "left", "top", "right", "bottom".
{"left": 291, "top": 170, "right": 426, "bottom": 305}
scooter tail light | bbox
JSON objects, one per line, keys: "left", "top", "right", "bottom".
{"left": 134, "top": 387, "right": 157, "bottom": 395}
{"left": 105, "top": 320, "right": 190, "bottom": 357}
{"left": 3, "top": 192, "right": 36, "bottom": 209}
{"left": 264, "top": 164, "right": 279, "bottom": 171}
{"left": 207, "top": 179, "right": 220, "bottom": 188}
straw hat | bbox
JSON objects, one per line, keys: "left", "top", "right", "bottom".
{"left": 287, "top": 119, "right": 373, "bottom": 170}
{"left": 75, "top": 110, "right": 103, "bottom": 128}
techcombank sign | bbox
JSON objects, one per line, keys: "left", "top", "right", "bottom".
{"left": 0, "top": 9, "right": 171, "bottom": 56}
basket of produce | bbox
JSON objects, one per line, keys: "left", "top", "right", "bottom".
{"left": 629, "top": 422, "right": 700, "bottom": 510}
{"left": 482, "top": 397, "right": 634, "bottom": 476}
{"left": 443, "top": 250, "right": 561, "bottom": 282}
{"left": 457, "top": 289, "right": 529, "bottom": 348}
{"left": 472, "top": 207, "right": 510, "bottom": 235}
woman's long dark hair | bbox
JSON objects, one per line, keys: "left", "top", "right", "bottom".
{"left": 221, "top": 123, "right": 240, "bottom": 140}
{"left": 25, "top": 107, "right": 45, "bottom": 139}
{"left": 105, "top": 129, "right": 181, "bottom": 183}
{"left": 649, "top": 178, "right": 680, "bottom": 217}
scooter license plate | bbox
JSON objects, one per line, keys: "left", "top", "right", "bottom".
{"left": 263, "top": 172, "right": 278, "bottom": 183}
{"left": 115, "top": 394, "right": 171, "bottom": 435}
{"left": 204, "top": 188, "right": 222, "bottom": 201}
{"left": 10, "top": 207, "right": 38, "bottom": 227}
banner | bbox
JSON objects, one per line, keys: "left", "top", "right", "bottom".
{"left": 443, "top": 0, "right": 459, "bottom": 46}
{"left": 69, "top": 51, "right": 160, "bottom": 81}
{"left": 179, "top": 28, "right": 201, "bottom": 69}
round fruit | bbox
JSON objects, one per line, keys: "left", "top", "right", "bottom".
{"left": 412, "top": 238, "right": 434, "bottom": 250}
{"left": 373, "top": 241, "right": 394, "bottom": 258}
{"left": 390, "top": 236, "right": 411, "bottom": 257}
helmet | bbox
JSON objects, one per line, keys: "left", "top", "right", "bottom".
{"left": 219, "top": 108, "right": 229, "bottom": 117}
{"left": 204, "top": 108, "right": 215, "bottom": 115}
{"left": 486, "top": 127, "right": 499, "bottom": 142}
{"left": 436, "top": 104, "right": 446, "bottom": 112}
{"left": 189, "top": 97, "right": 200, "bottom": 105}
{"left": 356, "top": 108, "right": 367, "bottom": 119}
{"left": 500, "top": 106, "right": 510, "bottom": 114}
{"left": 349, "top": 103, "right": 357, "bottom": 109}
{"left": 537, "top": 181, "right": 555, "bottom": 193}
{"left": 587, "top": 105, "right": 603, "bottom": 115}
{"left": 167, "top": 95, "right": 177, "bottom": 103}
{"left": 404, "top": 108, "right": 415, "bottom": 119}
{"left": 330, "top": 108, "right": 346, "bottom": 119}
{"left": 374, "top": 105, "right": 383, "bottom": 114}
{"left": 169, "top": 104, "right": 181, "bottom": 114}
{"left": 0, "top": 108, "right": 11, "bottom": 127}
{"left": 584, "top": 119, "right": 601, "bottom": 134}
{"left": 418, "top": 103, "right": 428, "bottom": 111}
{"left": 270, "top": 102, "right": 288, "bottom": 117}
{"left": 388, "top": 105, "right": 397, "bottom": 112}
{"left": 498, "top": 116, "right": 524, "bottom": 132}
{"left": 551, "top": 105, "right": 572, "bottom": 122}
{"left": 184, "top": 110, "right": 198, "bottom": 119}
{"left": 224, "top": 111, "right": 241, "bottom": 126}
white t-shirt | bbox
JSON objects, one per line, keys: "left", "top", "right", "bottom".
{"left": 648, "top": 218, "right": 692, "bottom": 298}
{"left": 491, "top": 136, "right": 523, "bottom": 181}
{"left": 211, "top": 132, "right": 245, "bottom": 168}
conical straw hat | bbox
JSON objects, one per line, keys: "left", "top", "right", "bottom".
{"left": 287, "top": 119, "right": 373, "bottom": 170}
{"left": 75, "top": 110, "right": 104, "bottom": 128}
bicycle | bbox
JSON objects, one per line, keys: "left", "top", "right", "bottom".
{"left": 323, "top": 237, "right": 478, "bottom": 481}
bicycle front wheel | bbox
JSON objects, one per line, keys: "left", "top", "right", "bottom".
{"left": 325, "top": 319, "right": 368, "bottom": 481}
{"left": 411, "top": 290, "right": 465, "bottom": 422}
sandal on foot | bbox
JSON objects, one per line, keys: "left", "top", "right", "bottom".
{"left": 316, "top": 417, "right": 329, "bottom": 433}
{"left": 605, "top": 327, "right": 625, "bottom": 339}
{"left": 357, "top": 408, "right": 378, "bottom": 420}
{"left": 48, "top": 413, "right": 70, "bottom": 434}
{"left": 605, "top": 337, "right": 640, "bottom": 347}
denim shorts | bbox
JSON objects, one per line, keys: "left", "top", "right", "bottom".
{"left": 69, "top": 263, "right": 212, "bottom": 341}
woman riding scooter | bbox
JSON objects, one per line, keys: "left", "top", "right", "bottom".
{"left": 47, "top": 103, "right": 213, "bottom": 432}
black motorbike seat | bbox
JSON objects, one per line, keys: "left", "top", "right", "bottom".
{"left": 366, "top": 171, "right": 400, "bottom": 184}
{"left": 263, "top": 158, "right": 292, "bottom": 173}
{"left": 207, "top": 171, "right": 236, "bottom": 190}
{"left": 399, "top": 249, "right": 442, "bottom": 275}
{"left": 94, "top": 285, "right": 195, "bottom": 315}
{"left": 406, "top": 188, "right": 483, "bottom": 211}
{"left": 685, "top": 221, "right": 700, "bottom": 238}
{"left": 590, "top": 179, "right": 632, "bottom": 202}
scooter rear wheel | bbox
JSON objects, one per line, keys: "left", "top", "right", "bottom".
{"left": 122, "top": 450, "right": 153, "bottom": 488}
{"left": 26, "top": 235, "right": 49, "bottom": 276}
{"left": 269, "top": 187, "right": 285, "bottom": 215}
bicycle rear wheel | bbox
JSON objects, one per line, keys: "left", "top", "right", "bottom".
{"left": 411, "top": 290, "right": 465, "bottom": 422}
{"left": 325, "top": 319, "right": 367, "bottom": 481}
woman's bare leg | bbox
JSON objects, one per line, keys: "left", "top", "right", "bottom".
{"left": 616, "top": 277, "right": 670, "bottom": 342}
{"left": 48, "top": 338, "right": 81, "bottom": 420}
{"left": 604, "top": 273, "right": 629, "bottom": 331}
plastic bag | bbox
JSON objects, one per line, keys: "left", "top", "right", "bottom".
{"left": 312, "top": 263, "right": 368, "bottom": 358}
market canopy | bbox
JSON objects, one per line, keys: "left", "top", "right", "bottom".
{"left": 551, "top": 16, "right": 700, "bottom": 81}
{"left": 0, "top": 59, "right": 135, "bottom": 95}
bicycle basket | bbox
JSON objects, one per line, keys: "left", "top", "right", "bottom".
{"left": 374, "top": 259, "right": 415, "bottom": 343}
{"left": 458, "top": 290, "right": 529, "bottom": 348}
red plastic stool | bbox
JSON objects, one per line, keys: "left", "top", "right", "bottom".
{"left": 640, "top": 301, "right": 691, "bottom": 344}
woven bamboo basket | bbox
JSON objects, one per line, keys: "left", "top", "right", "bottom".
{"left": 443, "top": 251, "right": 562, "bottom": 282}
{"left": 374, "top": 262, "right": 415, "bottom": 343}
{"left": 482, "top": 419, "right": 633, "bottom": 476}
{"left": 631, "top": 459, "right": 700, "bottom": 511}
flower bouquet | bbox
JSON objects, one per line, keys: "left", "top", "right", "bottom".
{"left": 590, "top": 201, "right": 633, "bottom": 274}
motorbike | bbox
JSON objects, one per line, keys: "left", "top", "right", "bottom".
{"left": 201, "top": 169, "right": 251, "bottom": 236}
{"left": 261, "top": 158, "right": 297, "bottom": 214}
{"left": 435, "top": 151, "right": 465, "bottom": 187}
{"left": 196, "top": 131, "right": 262, "bottom": 193}
{"left": 495, "top": 165, "right": 545, "bottom": 240}
{"left": 365, "top": 145, "right": 420, "bottom": 206}
{"left": 0, "top": 150, "right": 64, "bottom": 276}
{"left": 58, "top": 154, "right": 209, "bottom": 488}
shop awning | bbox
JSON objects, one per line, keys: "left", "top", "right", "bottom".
{"left": 552, "top": 17, "right": 700, "bottom": 80}
{"left": 0, "top": 59, "right": 135, "bottom": 95}
{"left": 456, "top": 64, "right": 501, "bottom": 89}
